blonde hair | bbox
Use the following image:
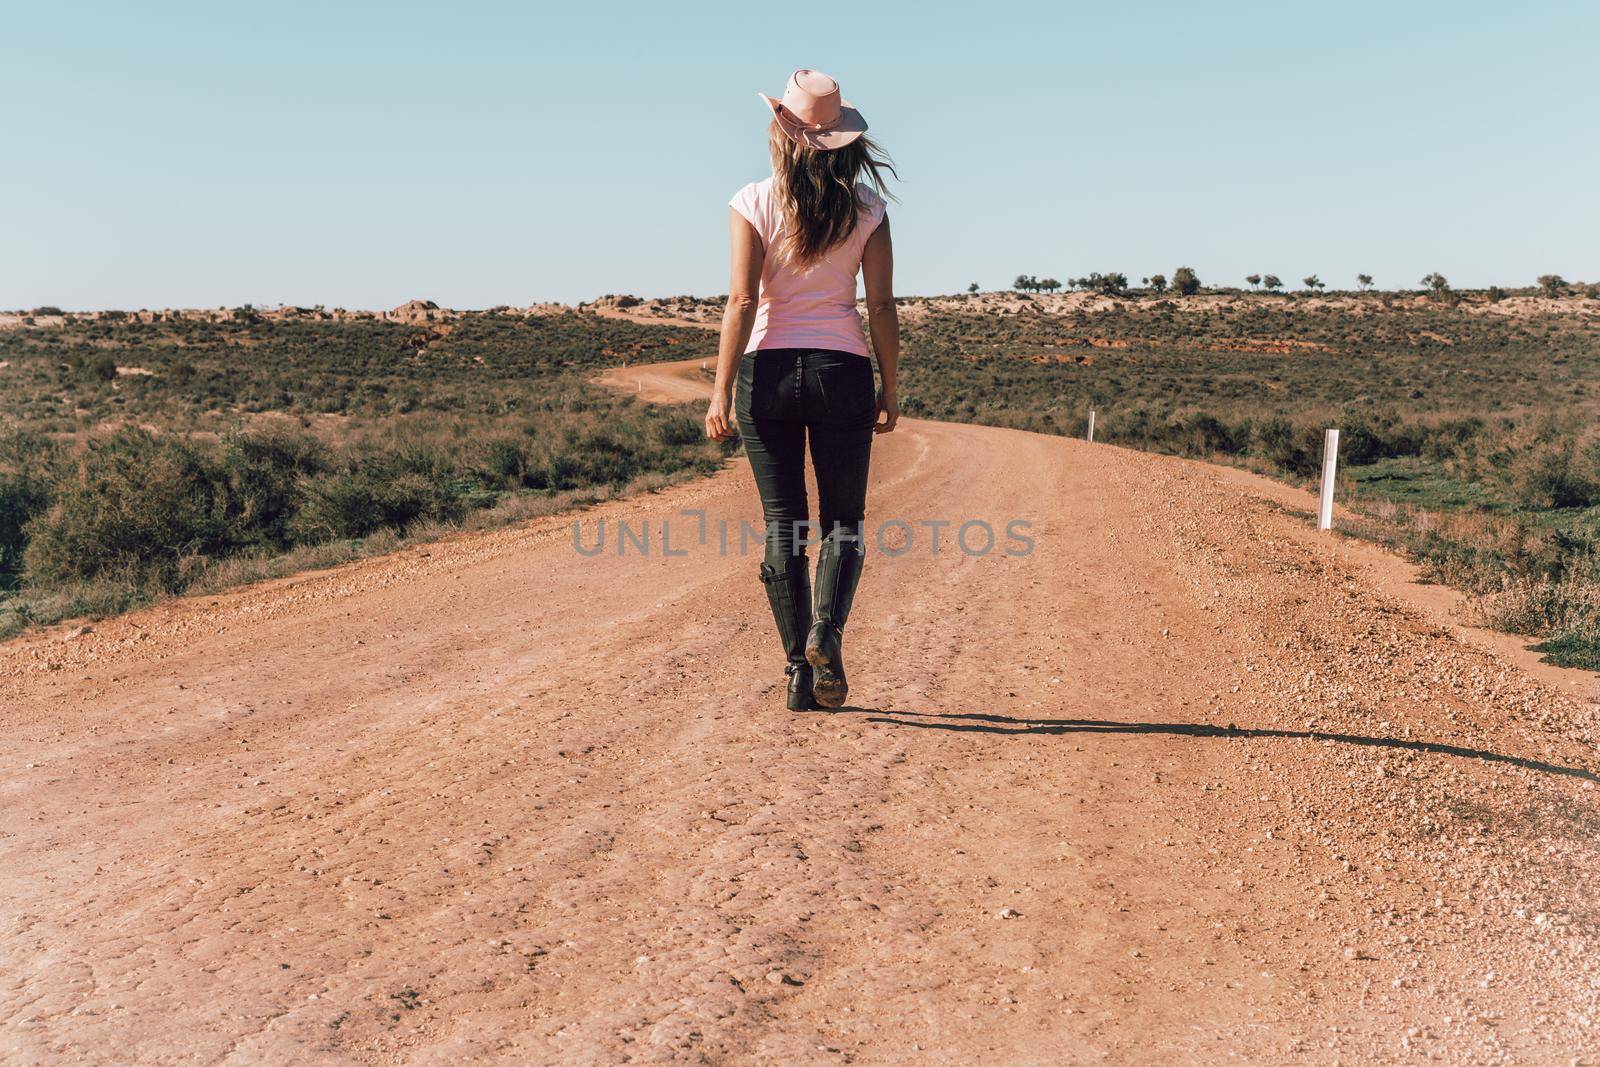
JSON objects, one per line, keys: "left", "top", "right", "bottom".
{"left": 768, "top": 120, "right": 896, "bottom": 267}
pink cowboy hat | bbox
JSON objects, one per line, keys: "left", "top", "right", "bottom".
{"left": 758, "top": 69, "right": 868, "bottom": 151}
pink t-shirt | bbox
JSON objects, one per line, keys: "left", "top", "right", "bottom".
{"left": 729, "top": 177, "right": 887, "bottom": 358}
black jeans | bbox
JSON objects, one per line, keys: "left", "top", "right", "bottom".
{"left": 735, "top": 348, "right": 877, "bottom": 561}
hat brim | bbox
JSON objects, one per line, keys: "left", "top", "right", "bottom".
{"left": 758, "top": 92, "right": 868, "bottom": 151}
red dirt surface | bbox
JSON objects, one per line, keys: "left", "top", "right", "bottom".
{"left": 1, "top": 359, "right": 1596, "bottom": 1064}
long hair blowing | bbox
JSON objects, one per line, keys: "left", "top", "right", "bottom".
{"left": 768, "top": 120, "right": 897, "bottom": 267}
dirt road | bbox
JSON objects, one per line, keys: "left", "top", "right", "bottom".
{"left": 594, "top": 357, "right": 715, "bottom": 404}
{"left": 3, "top": 358, "right": 1597, "bottom": 1064}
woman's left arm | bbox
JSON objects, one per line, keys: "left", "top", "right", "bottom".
{"left": 705, "top": 208, "right": 764, "bottom": 441}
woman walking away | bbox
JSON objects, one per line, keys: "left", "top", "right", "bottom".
{"left": 704, "top": 69, "right": 900, "bottom": 711}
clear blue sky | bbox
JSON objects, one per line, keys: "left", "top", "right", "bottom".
{"left": 4, "top": 0, "right": 1594, "bottom": 310}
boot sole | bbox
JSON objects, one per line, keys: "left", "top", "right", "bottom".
{"left": 805, "top": 644, "right": 847, "bottom": 708}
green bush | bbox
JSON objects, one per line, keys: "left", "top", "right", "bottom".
{"left": 481, "top": 437, "right": 529, "bottom": 485}
{"left": 0, "top": 474, "right": 50, "bottom": 583}
{"left": 654, "top": 413, "right": 704, "bottom": 447}
{"left": 24, "top": 429, "right": 229, "bottom": 590}
{"left": 1172, "top": 411, "right": 1249, "bottom": 456}
{"left": 1505, "top": 438, "right": 1598, "bottom": 509}
{"left": 1531, "top": 627, "right": 1600, "bottom": 671}
{"left": 1420, "top": 418, "right": 1486, "bottom": 461}
{"left": 220, "top": 425, "right": 328, "bottom": 549}
{"left": 1253, "top": 417, "right": 1319, "bottom": 476}
{"left": 1337, "top": 412, "right": 1421, "bottom": 465}
{"left": 291, "top": 467, "right": 460, "bottom": 543}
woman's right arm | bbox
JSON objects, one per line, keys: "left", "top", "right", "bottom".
{"left": 861, "top": 215, "right": 899, "bottom": 434}
{"left": 705, "top": 208, "right": 764, "bottom": 441}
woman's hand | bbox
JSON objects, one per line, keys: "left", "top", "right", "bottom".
{"left": 874, "top": 387, "right": 899, "bottom": 435}
{"left": 705, "top": 389, "right": 736, "bottom": 441}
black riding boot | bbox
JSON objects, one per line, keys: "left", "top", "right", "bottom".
{"left": 760, "top": 554, "right": 815, "bottom": 710}
{"left": 806, "top": 531, "right": 865, "bottom": 708}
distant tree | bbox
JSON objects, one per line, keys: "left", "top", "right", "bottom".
{"left": 968, "top": 282, "right": 979, "bottom": 294}
{"left": 1262, "top": 274, "right": 1283, "bottom": 291}
{"left": 1073, "top": 272, "right": 1126, "bottom": 295}
{"left": 31, "top": 305, "right": 64, "bottom": 316}
{"left": 1040, "top": 278, "right": 1062, "bottom": 294}
{"left": 1538, "top": 274, "right": 1567, "bottom": 296}
{"left": 1148, "top": 273, "right": 1168, "bottom": 294}
{"left": 1245, "top": 274, "right": 1261, "bottom": 290}
{"left": 1171, "top": 266, "right": 1201, "bottom": 296}
{"left": 1486, "top": 285, "right": 1506, "bottom": 303}
{"left": 1421, "top": 272, "right": 1450, "bottom": 296}
{"left": 1357, "top": 273, "right": 1373, "bottom": 291}
{"left": 1013, "top": 274, "right": 1033, "bottom": 293}
{"left": 1302, "top": 274, "right": 1325, "bottom": 292}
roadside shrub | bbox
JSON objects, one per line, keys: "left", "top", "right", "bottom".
{"left": 24, "top": 429, "right": 229, "bottom": 590}
{"left": 1531, "top": 624, "right": 1600, "bottom": 671}
{"left": 0, "top": 474, "right": 51, "bottom": 583}
{"left": 1504, "top": 438, "right": 1598, "bottom": 509}
{"left": 1420, "top": 418, "right": 1486, "bottom": 462}
{"left": 537, "top": 428, "right": 645, "bottom": 489}
{"left": 1253, "top": 417, "right": 1319, "bottom": 476}
{"left": 1172, "top": 411, "right": 1248, "bottom": 456}
{"left": 481, "top": 437, "right": 529, "bottom": 485}
{"left": 220, "top": 425, "right": 328, "bottom": 549}
{"left": 0, "top": 433, "right": 57, "bottom": 583}
{"left": 290, "top": 467, "right": 459, "bottom": 543}
{"left": 653, "top": 413, "right": 704, "bottom": 447}
{"left": 1337, "top": 412, "right": 1420, "bottom": 465}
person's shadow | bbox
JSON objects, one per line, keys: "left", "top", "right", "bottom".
{"left": 808, "top": 706, "right": 1598, "bottom": 783}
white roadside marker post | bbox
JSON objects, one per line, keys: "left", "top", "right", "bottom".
{"left": 1087, "top": 410, "right": 1096, "bottom": 443}
{"left": 1318, "top": 428, "right": 1340, "bottom": 531}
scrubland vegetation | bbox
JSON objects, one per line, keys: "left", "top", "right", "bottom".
{"left": 4, "top": 288, "right": 1598, "bottom": 670}
{"left": 895, "top": 289, "right": 1600, "bottom": 668}
{"left": 0, "top": 310, "right": 722, "bottom": 637}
